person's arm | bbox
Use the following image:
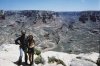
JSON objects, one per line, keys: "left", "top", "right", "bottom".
{"left": 26, "top": 36, "right": 29, "bottom": 47}
{"left": 33, "top": 39, "right": 36, "bottom": 47}
{"left": 15, "top": 37, "right": 20, "bottom": 45}
{"left": 33, "top": 39, "right": 35, "bottom": 45}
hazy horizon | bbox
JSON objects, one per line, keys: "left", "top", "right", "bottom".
{"left": 0, "top": 0, "right": 100, "bottom": 11}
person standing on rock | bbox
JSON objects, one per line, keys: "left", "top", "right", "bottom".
{"left": 15, "top": 30, "right": 28, "bottom": 65}
{"left": 27, "top": 34, "right": 35, "bottom": 66}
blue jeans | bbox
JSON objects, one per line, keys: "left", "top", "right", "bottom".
{"left": 19, "top": 46, "right": 28, "bottom": 64}
{"left": 19, "top": 47, "right": 23, "bottom": 58}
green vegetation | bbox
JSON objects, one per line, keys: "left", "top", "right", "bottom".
{"left": 48, "top": 56, "right": 56, "bottom": 63}
{"left": 48, "top": 56, "right": 66, "bottom": 66}
{"left": 35, "top": 55, "right": 45, "bottom": 64}
{"left": 34, "top": 48, "right": 41, "bottom": 55}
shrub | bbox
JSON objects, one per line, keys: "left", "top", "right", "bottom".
{"left": 56, "top": 59, "right": 66, "bottom": 66}
{"left": 34, "top": 48, "right": 41, "bottom": 55}
{"left": 48, "top": 56, "right": 56, "bottom": 63}
{"left": 48, "top": 56, "right": 66, "bottom": 66}
{"left": 35, "top": 55, "right": 45, "bottom": 64}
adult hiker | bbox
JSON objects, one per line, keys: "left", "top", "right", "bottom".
{"left": 15, "top": 30, "right": 28, "bottom": 65}
{"left": 27, "top": 34, "right": 35, "bottom": 66}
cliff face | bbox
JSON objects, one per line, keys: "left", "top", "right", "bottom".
{"left": 0, "top": 10, "right": 100, "bottom": 53}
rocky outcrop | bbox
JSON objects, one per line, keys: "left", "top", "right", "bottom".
{"left": 96, "top": 56, "right": 100, "bottom": 66}
{"left": 0, "top": 44, "right": 99, "bottom": 66}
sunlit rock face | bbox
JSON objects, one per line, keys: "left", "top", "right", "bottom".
{"left": 42, "top": 51, "right": 99, "bottom": 66}
{"left": 0, "top": 44, "right": 99, "bottom": 66}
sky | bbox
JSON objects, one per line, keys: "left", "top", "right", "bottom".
{"left": 0, "top": 0, "right": 100, "bottom": 11}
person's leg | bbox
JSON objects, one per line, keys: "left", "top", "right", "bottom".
{"left": 31, "top": 48, "right": 34, "bottom": 65}
{"left": 18, "top": 47, "right": 23, "bottom": 65}
{"left": 29, "top": 53, "right": 31, "bottom": 64}
{"left": 29, "top": 53, "right": 33, "bottom": 66}
{"left": 25, "top": 52, "right": 28, "bottom": 64}
{"left": 20, "top": 48, "right": 23, "bottom": 57}
{"left": 31, "top": 53, "right": 34, "bottom": 65}
{"left": 23, "top": 47, "right": 28, "bottom": 64}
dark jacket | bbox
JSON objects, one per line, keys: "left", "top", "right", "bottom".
{"left": 15, "top": 34, "right": 28, "bottom": 49}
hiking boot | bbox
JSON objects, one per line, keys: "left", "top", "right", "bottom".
{"left": 18, "top": 57, "right": 22, "bottom": 65}
{"left": 18, "top": 60, "right": 22, "bottom": 65}
{"left": 25, "top": 62, "right": 28, "bottom": 65}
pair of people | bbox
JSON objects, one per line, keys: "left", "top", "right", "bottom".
{"left": 15, "top": 30, "right": 35, "bottom": 65}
